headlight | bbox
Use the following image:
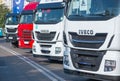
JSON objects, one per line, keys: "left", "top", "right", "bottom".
{"left": 55, "top": 47, "right": 61, "bottom": 54}
{"left": 104, "top": 60, "right": 116, "bottom": 72}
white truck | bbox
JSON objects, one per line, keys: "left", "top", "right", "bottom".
{"left": 63, "top": 0, "right": 120, "bottom": 81}
{"left": 4, "top": 13, "right": 19, "bottom": 43}
{"left": 32, "top": 0, "right": 65, "bottom": 61}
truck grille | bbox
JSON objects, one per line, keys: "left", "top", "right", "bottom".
{"left": 7, "top": 28, "right": 17, "bottom": 33}
{"left": 35, "top": 32, "right": 56, "bottom": 41}
{"left": 69, "top": 32, "right": 107, "bottom": 49}
{"left": 22, "top": 30, "right": 32, "bottom": 40}
{"left": 70, "top": 48, "right": 106, "bottom": 71}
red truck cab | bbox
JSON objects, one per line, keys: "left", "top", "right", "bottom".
{"left": 18, "top": 2, "right": 39, "bottom": 48}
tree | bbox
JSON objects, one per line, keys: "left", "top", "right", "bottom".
{"left": 0, "top": 4, "right": 10, "bottom": 28}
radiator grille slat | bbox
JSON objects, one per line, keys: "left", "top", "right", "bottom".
{"left": 69, "top": 32, "right": 107, "bottom": 48}
{"left": 22, "top": 30, "right": 32, "bottom": 40}
{"left": 71, "top": 48, "right": 106, "bottom": 71}
{"left": 7, "top": 28, "right": 17, "bottom": 33}
{"left": 35, "top": 32, "right": 56, "bottom": 41}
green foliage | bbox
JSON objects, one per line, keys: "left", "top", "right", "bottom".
{"left": 0, "top": 4, "right": 10, "bottom": 28}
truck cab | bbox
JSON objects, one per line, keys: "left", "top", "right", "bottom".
{"left": 32, "top": 1, "right": 65, "bottom": 61}
{"left": 18, "top": 2, "right": 39, "bottom": 48}
{"left": 4, "top": 13, "right": 19, "bottom": 42}
{"left": 64, "top": 0, "right": 120, "bottom": 81}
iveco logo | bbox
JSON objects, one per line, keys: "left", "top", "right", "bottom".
{"left": 41, "top": 30, "right": 49, "bottom": 33}
{"left": 78, "top": 30, "right": 94, "bottom": 35}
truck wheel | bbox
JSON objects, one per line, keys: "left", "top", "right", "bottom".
{"left": 6, "top": 38, "right": 9, "bottom": 42}
{"left": 11, "top": 41, "right": 18, "bottom": 48}
{"left": 33, "top": 54, "right": 37, "bottom": 57}
{"left": 48, "top": 58, "right": 58, "bottom": 63}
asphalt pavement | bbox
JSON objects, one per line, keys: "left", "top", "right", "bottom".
{"left": 0, "top": 38, "right": 100, "bottom": 81}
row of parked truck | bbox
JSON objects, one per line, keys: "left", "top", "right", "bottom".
{"left": 4, "top": 0, "right": 120, "bottom": 81}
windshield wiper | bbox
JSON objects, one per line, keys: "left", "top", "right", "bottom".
{"left": 48, "top": 18, "right": 57, "bottom": 21}
{"left": 72, "top": 14, "right": 85, "bottom": 17}
{"left": 92, "top": 10, "right": 111, "bottom": 16}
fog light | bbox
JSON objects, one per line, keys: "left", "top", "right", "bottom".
{"left": 104, "top": 60, "right": 116, "bottom": 72}
{"left": 63, "top": 55, "right": 69, "bottom": 66}
{"left": 55, "top": 47, "right": 61, "bottom": 54}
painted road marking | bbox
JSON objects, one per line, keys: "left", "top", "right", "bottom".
{"left": 0, "top": 45, "right": 66, "bottom": 81}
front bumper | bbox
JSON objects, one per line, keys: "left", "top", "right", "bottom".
{"left": 18, "top": 39, "right": 34, "bottom": 49}
{"left": 32, "top": 41, "right": 64, "bottom": 59}
{"left": 6, "top": 34, "right": 18, "bottom": 42}
{"left": 64, "top": 69, "right": 120, "bottom": 81}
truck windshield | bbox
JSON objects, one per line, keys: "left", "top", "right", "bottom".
{"left": 5, "top": 16, "right": 19, "bottom": 25}
{"left": 20, "top": 14, "right": 33, "bottom": 24}
{"left": 34, "top": 8, "right": 64, "bottom": 24}
{"left": 67, "top": 0, "right": 120, "bottom": 20}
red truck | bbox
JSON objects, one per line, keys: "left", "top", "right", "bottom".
{"left": 18, "top": 2, "right": 39, "bottom": 48}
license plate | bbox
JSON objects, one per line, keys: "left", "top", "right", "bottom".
{"left": 9, "top": 37, "right": 13, "bottom": 39}
{"left": 24, "top": 41, "right": 29, "bottom": 44}
{"left": 42, "top": 48, "right": 49, "bottom": 50}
